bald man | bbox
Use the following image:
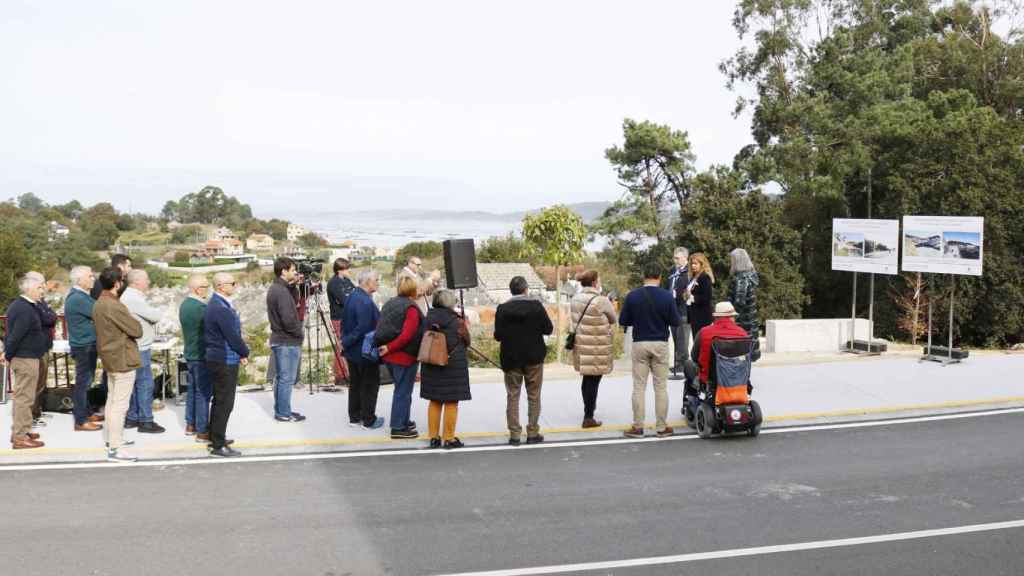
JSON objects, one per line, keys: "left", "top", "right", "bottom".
{"left": 204, "top": 273, "right": 249, "bottom": 457}
{"left": 121, "top": 269, "right": 165, "bottom": 433}
{"left": 179, "top": 274, "right": 212, "bottom": 439}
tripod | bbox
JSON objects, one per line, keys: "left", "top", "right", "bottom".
{"left": 298, "top": 281, "right": 343, "bottom": 394}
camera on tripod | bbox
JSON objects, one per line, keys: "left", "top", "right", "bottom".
{"left": 293, "top": 258, "right": 326, "bottom": 297}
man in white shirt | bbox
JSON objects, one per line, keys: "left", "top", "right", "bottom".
{"left": 120, "top": 269, "right": 165, "bottom": 433}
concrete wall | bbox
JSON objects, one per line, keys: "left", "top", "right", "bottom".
{"left": 766, "top": 318, "right": 872, "bottom": 353}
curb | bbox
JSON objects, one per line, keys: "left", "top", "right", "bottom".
{"left": 3, "top": 395, "right": 1024, "bottom": 462}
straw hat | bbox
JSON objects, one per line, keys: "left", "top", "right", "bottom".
{"left": 712, "top": 302, "right": 738, "bottom": 317}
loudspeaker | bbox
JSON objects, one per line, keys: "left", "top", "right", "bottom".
{"left": 443, "top": 239, "right": 478, "bottom": 289}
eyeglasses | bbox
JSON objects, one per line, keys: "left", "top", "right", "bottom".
{"left": 411, "top": 260, "right": 422, "bottom": 266}
{"left": 218, "top": 282, "right": 236, "bottom": 287}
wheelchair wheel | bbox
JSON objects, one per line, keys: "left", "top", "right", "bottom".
{"left": 696, "top": 403, "right": 715, "bottom": 439}
{"left": 683, "top": 398, "right": 697, "bottom": 429}
{"left": 748, "top": 400, "right": 762, "bottom": 437}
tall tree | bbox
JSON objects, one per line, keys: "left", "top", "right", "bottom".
{"left": 596, "top": 119, "right": 697, "bottom": 247}
{"left": 522, "top": 205, "right": 586, "bottom": 362}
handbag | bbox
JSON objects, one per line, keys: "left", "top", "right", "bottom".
{"left": 417, "top": 327, "right": 450, "bottom": 366}
{"left": 361, "top": 330, "right": 380, "bottom": 363}
{"left": 565, "top": 295, "right": 599, "bottom": 351}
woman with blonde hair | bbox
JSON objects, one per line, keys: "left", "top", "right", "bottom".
{"left": 376, "top": 275, "right": 425, "bottom": 439}
{"left": 685, "top": 252, "right": 714, "bottom": 338}
{"left": 569, "top": 270, "right": 617, "bottom": 428}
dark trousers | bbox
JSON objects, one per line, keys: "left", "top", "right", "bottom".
{"left": 206, "top": 361, "right": 239, "bottom": 450}
{"left": 581, "top": 374, "right": 602, "bottom": 419}
{"left": 347, "top": 360, "right": 381, "bottom": 426}
{"left": 70, "top": 345, "right": 98, "bottom": 425}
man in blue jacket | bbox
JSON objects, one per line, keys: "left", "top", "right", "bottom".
{"left": 204, "top": 272, "right": 249, "bottom": 457}
{"left": 341, "top": 270, "right": 383, "bottom": 429}
{"left": 619, "top": 263, "right": 682, "bottom": 439}
{"left": 65, "top": 266, "right": 104, "bottom": 432}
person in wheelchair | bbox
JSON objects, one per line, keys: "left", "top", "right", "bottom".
{"left": 682, "top": 301, "right": 762, "bottom": 436}
{"left": 682, "top": 302, "right": 749, "bottom": 408}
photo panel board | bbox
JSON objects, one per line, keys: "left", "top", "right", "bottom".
{"left": 901, "top": 215, "right": 984, "bottom": 276}
{"left": 831, "top": 219, "right": 900, "bottom": 274}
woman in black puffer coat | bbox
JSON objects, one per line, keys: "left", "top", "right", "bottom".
{"left": 728, "top": 247, "right": 761, "bottom": 361}
{"left": 420, "top": 289, "right": 471, "bottom": 449}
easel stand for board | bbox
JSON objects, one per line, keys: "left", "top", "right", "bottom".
{"left": 842, "top": 271, "right": 882, "bottom": 356}
{"left": 921, "top": 275, "right": 961, "bottom": 366}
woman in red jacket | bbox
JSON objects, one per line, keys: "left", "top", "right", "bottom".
{"left": 377, "top": 276, "right": 425, "bottom": 439}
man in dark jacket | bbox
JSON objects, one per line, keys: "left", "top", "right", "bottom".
{"left": 663, "top": 247, "right": 691, "bottom": 372}
{"left": 341, "top": 270, "right": 383, "bottom": 429}
{"left": 4, "top": 273, "right": 50, "bottom": 449}
{"left": 326, "top": 258, "right": 355, "bottom": 384}
{"left": 24, "top": 271, "right": 57, "bottom": 427}
{"left": 204, "top": 272, "right": 249, "bottom": 457}
{"left": 267, "top": 257, "right": 306, "bottom": 423}
{"left": 494, "top": 276, "right": 553, "bottom": 445}
{"left": 90, "top": 254, "right": 132, "bottom": 299}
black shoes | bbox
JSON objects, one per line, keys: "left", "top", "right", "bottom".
{"left": 429, "top": 437, "right": 442, "bottom": 449}
{"left": 137, "top": 422, "right": 165, "bottom": 434}
{"left": 124, "top": 420, "right": 139, "bottom": 429}
{"left": 391, "top": 427, "right": 419, "bottom": 439}
{"left": 526, "top": 435, "right": 544, "bottom": 445}
{"left": 209, "top": 446, "right": 241, "bottom": 458}
{"left": 443, "top": 438, "right": 464, "bottom": 449}
{"left": 508, "top": 437, "right": 521, "bottom": 446}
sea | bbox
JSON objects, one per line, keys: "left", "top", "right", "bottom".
{"left": 285, "top": 211, "right": 523, "bottom": 249}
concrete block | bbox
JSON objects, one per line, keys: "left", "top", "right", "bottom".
{"left": 766, "top": 318, "right": 872, "bottom": 353}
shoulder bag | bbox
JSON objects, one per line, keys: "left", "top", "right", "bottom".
{"left": 565, "top": 295, "right": 598, "bottom": 351}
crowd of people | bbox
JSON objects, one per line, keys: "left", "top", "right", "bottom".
{"left": 2, "top": 246, "right": 760, "bottom": 459}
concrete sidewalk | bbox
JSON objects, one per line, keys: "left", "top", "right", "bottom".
{"left": 2, "top": 351, "right": 1023, "bottom": 464}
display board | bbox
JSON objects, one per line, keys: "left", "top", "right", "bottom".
{"left": 901, "top": 216, "right": 984, "bottom": 276}
{"left": 831, "top": 219, "right": 900, "bottom": 275}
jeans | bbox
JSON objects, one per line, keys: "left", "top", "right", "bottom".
{"left": 127, "top": 350, "right": 155, "bottom": 423}
{"left": 186, "top": 361, "right": 212, "bottom": 433}
{"left": 386, "top": 362, "right": 418, "bottom": 431}
{"left": 70, "top": 345, "right": 98, "bottom": 426}
{"left": 271, "top": 345, "right": 301, "bottom": 419}
{"left": 206, "top": 361, "right": 239, "bottom": 450}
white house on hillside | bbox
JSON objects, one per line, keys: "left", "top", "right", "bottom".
{"left": 214, "top": 226, "right": 237, "bottom": 240}
{"left": 206, "top": 238, "right": 243, "bottom": 257}
{"left": 246, "top": 234, "right": 274, "bottom": 251}
{"left": 287, "top": 223, "right": 308, "bottom": 241}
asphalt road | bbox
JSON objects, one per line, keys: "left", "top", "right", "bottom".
{"left": 2, "top": 411, "right": 1023, "bottom": 576}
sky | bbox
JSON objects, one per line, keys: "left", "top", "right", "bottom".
{"left": 0, "top": 1, "right": 754, "bottom": 217}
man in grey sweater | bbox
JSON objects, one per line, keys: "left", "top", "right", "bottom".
{"left": 121, "top": 269, "right": 165, "bottom": 433}
{"left": 266, "top": 257, "right": 306, "bottom": 423}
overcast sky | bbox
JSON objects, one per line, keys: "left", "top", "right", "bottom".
{"left": 1, "top": 1, "right": 753, "bottom": 216}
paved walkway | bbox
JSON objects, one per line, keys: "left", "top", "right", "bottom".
{"left": 2, "top": 351, "right": 1022, "bottom": 464}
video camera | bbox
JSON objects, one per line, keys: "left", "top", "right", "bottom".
{"left": 295, "top": 258, "right": 325, "bottom": 278}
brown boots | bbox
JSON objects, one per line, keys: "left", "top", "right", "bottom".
{"left": 12, "top": 435, "right": 44, "bottom": 449}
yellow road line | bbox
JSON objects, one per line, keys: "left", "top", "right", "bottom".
{"left": 3, "top": 396, "right": 1023, "bottom": 458}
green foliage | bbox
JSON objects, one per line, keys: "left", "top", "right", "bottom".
{"left": 392, "top": 241, "right": 443, "bottom": 274}
{"left": 673, "top": 166, "right": 807, "bottom": 324}
{"left": 298, "top": 232, "right": 327, "bottom": 250}
{"left": 476, "top": 233, "right": 532, "bottom": 263}
{"left": 145, "top": 265, "right": 182, "bottom": 289}
{"left": 723, "top": 0, "right": 1024, "bottom": 345}
{"left": 80, "top": 203, "right": 121, "bottom": 251}
{"left": 17, "top": 193, "right": 45, "bottom": 213}
{"left": 163, "top": 186, "right": 254, "bottom": 226}
{"left": 522, "top": 205, "right": 586, "bottom": 266}
{"left": 170, "top": 224, "right": 206, "bottom": 245}
{"left": 594, "top": 119, "right": 696, "bottom": 248}
{"left": 0, "top": 228, "right": 32, "bottom": 306}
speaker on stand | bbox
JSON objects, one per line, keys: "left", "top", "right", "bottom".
{"left": 443, "top": 239, "right": 479, "bottom": 314}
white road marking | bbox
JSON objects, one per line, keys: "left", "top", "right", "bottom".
{"left": 432, "top": 519, "right": 1024, "bottom": 576}
{"left": 1, "top": 407, "right": 1022, "bottom": 473}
